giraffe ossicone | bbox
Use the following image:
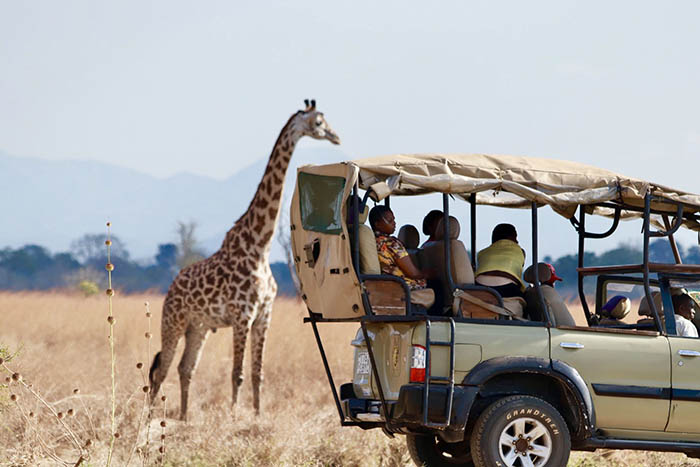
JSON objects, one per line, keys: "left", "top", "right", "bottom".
{"left": 148, "top": 100, "right": 340, "bottom": 420}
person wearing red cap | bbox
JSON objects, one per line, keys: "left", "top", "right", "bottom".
{"left": 542, "top": 263, "right": 563, "bottom": 287}
{"left": 523, "top": 261, "right": 576, "bottom": 326}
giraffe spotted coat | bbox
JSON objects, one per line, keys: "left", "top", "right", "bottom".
{"left": 148, "top": 102, "right": 340, "bottom": 420}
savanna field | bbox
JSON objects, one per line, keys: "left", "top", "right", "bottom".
{"left": 1, "top": 292, "right": 699, "bottom": 466}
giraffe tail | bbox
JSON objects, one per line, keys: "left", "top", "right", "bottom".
{"left": 149, "top": 351, "right": 161, "bottom": 385}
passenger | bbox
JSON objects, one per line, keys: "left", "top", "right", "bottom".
{"left": 420, "top": 210, "right": 443, "bottom": 247}
{"left": 523, "top": 262, "right": 575, "bottom": 325}
{"left": 475, "top": 223, "right": 526, "bottom": 298}
{"left": 369, "top": 205, "right": 427, "bottom": 290}
{"left": 542, "top": 263, "right": 562, "bottom": 287}
{"left": 672, "top": 294, "right": 699, "bottom": 338}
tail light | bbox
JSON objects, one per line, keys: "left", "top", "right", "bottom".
{"left": 410, "top": 344, "right": 426, "bottom": 383}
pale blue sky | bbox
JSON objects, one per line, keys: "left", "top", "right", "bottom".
{"left": 2, "top": 1, "right": 700, "bottom": 259}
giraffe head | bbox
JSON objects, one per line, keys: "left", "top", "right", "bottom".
{"left": 296, "top": 99, "right": 341, "bottom": 145}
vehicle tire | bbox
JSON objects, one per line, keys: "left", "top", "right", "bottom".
{"left": 407, "top": 433, "right": 474, "bottom": 466}
{"left": 470, "top": 395, "right": 570, "bottom": 467}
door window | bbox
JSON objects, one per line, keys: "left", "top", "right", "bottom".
{"left": 298, "top": 172, "right": 346, "bottom": 234}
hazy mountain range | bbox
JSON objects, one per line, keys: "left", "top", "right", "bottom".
{"left": 0, "top": 147, "right": 348, "bottom": 263}
{"left": 7, "top": 148, "right": 699, "bottom": 267}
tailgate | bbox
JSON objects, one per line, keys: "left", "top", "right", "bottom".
{"left": 351, "top": 322, "right": 416, "bottom": 400}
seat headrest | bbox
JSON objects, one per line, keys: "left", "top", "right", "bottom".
{"left": 638, "top": 288, "right": 687, "bottom": 316}
{"left": 358, "top": 205, "right": 369, "bottom": 224}
{"left": 434, "top": 216, "right": 460, "bottom": 240}
{"left": 601, "top": 295, "right": 631, "bottom": 319}
{"left": 398, "top": 224, "right": 420, "bottom": 250}
{"left": 346, "top": 203, "right": 369, "bottom": 225}
{"left": 523, "top": 263, "right": 552, "bottom": 284}
{"left": 638, "top": 291, "right": 663, "bottom": 316}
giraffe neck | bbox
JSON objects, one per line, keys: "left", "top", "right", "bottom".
{"left": 223, "top": 113, "right": 303, "bottom": 259}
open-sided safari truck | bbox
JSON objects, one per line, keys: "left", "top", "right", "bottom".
{"left": 290, "top": 154, "right": 700, "bottom": 467}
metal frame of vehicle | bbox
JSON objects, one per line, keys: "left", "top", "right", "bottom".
{"left": 294, "top": 155, "right": 700, "bottom": 463}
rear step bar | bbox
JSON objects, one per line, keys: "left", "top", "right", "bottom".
{"left": 306, "top": 312, "right": 459, "bottom": 432}
{"left": 423, "top": 317, "right": 456, "bottom": 428}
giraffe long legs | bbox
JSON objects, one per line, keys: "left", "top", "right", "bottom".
{"left": 149, "top": 316, "right": 183, "bottom": 406}
{"left": 250, "top": 303, "right": 272, "bottom": 415}
{"left": 177, "top": 325, "right": 209, "bottom": 421}
{"left": 231, "top": 319, "right": 251, "bottom": 415}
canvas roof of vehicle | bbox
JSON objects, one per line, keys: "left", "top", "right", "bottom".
{"left": 302, "top": 153, "right": 700, "bottom": 230}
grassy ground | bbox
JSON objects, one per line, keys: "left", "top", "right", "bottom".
{"left": 0, "top": 291, "right": 698, "bottom": 466}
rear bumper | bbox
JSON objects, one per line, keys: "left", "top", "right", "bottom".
{"left": 341, "top": 383, "right": 479, "bottom": 442}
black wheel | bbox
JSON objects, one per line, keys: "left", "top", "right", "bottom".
{"left": 407, "top": 433, "right": 474, "bottom": 467}
{"left": 470, "top": 395, "right": 570, "bottom": 467}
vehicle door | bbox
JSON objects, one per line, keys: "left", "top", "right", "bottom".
{"left": 665, "top": 281, "right": 700, "bottom": 434}
{"left": 667, "top": 335, "right": 700, "bottom": 433}
{"left": 550, "top": 279, "right": 671, "bottom": 432}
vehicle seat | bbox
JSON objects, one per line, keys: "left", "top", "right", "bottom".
{"left": 638, "top": 291, "right": 663, "bottom": 316}
{"left": 418, "top": 216, "right": 476, "bottom": 314}
{"left": 523, "top": 263, "right": 576, "bottom": 326}
{"left": 637, "top": 291, "right": 664, "bottom": 327}
{"left": 347, "top": 204, "right": 381, "bottom": 275}
{"left": 398, "top": 224, "right": 420, "bottom": 251}
{"left": 637, "top": 289, "right": 686, "bottom": 327}
{"left": 638, "top": 287, "right": 687, "bottom": 319}
{"left": 420, "top": 216, "right": 475, "bottom": 285}
{"left": 398, "top": 224, "right": 421, "bottom": 267}
{"left": 598, "top": 295, "right": 631, "bottom": 325}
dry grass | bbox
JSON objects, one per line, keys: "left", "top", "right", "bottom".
{"left": 0, "top": 291, "right": 697, "bottom": 466}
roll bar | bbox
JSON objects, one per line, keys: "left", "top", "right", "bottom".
{"left": 573, "top": 194, "right": 685, "bottom": 330}
{"left": 569, "top": 205, "right": 622, "bottom": 239}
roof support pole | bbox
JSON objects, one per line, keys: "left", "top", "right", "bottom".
{"left": 643, "top": 192, "right": 667, "bottom": 334}
{"left": 352, "top": 182, "right": 374, "bottom": 317}
{"left": 470, "top": 193, "right": 477, "bottom": 271}
{"left": 531, "top": 202, "right": 550, "bottom": 324}
{"left": 352, "top": 182, "right": 360, "bottom": 275}
{"left": 663, "top": 215, "right": 683, "bottom": 264}
{"left": 443, "top": 193, "right": 455, "bottom": 292}
{"left": 577, "top": 206, "right": 593, "bottom": 324}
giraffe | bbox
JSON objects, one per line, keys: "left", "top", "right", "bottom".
{"left": 148, "top": 100, "right": 340, "bottom": 420}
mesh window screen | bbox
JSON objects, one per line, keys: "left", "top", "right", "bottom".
{"left": 298, "top": 172, "right": 346, "bottom": 234}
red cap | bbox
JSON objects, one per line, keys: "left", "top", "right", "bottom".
{"left": 545, "top": 263, "right": 563, "bottom": 285}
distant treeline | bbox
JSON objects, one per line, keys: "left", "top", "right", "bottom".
{"left": 1, "top": 234, "right": 697, "bottom": 297}
{"left": 542, "top": 240, "right": 700, "bottom": 297}
{"left": 0, "top": 232, "right": 298, "bottom": 296}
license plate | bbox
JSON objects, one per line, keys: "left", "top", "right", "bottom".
{"left": 356, "top": 350, "right": 370, "bottom": 375}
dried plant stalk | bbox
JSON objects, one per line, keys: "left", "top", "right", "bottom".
{"left": 105, "top": 222, "right": 117, "bottom": 467}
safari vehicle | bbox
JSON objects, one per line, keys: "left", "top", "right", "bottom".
{"left": 289, "top": 154, "right": 700, "bottom": 467}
